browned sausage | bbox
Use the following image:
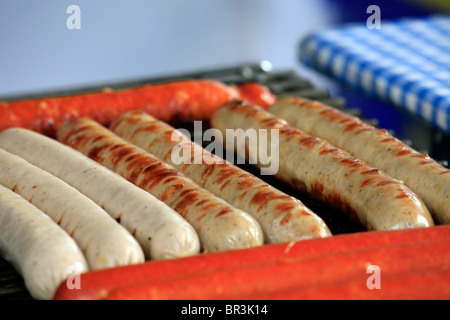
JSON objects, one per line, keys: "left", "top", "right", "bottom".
{"left": 109, "top": 110, "right": 331, "bottom": 243}
{"left": 56, "top": 118, "right": 264, "bottom": 252}
{"left": 211, "top": 100, "right": 434, "bottom": 231}
{"left": 269, "top": 97, "right": 450, "bottom": 225}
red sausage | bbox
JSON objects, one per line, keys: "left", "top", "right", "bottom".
{"left": 0, "top": 80, "right": 276, "bottom": 137}
{"left": 53, "top": 225, "right": 450, "bottom": 300}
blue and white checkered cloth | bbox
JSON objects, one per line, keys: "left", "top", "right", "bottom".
{"left": 300, "top": 14, "right": 450, "bottom": 135}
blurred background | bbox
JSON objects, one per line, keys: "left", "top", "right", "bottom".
{"left": 1, "top": 0, "right": 449, "bottom": 161}
{"left": 1, "top": 0, "right": 448, "bottom": 96}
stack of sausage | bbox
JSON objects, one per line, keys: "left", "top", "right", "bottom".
{"left": 0, "top": 79, "right": 448, "bottom": 300}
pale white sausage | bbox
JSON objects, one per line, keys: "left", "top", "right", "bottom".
{"left": 0, "top": 184, "right": 88, "bottom": 300}
{"left": 0, "top": 128, "right": 200, "bottom": 260}
{"left": 0, "top": 148, "right": 145, "bottom": 270}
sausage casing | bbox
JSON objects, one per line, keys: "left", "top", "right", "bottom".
{"left": 269, "top": 97, "right": 450, "bottom": 224}
{"left": 57, "top": 118, "right": 264, "bottom": 252}
{"left": 0, "top": 184, "right": 88, "bottom": 300}
{"left": 0, "top": 128, "right": 201, "bottom": 260}
{"left": 110, "top": 110, "right": 331, "bottom": 242}
{"left": 0, "top": 148, "right": 145, "bottom": 270}
{"left": 211, "top": 101, "right": 434, "bottom": 231}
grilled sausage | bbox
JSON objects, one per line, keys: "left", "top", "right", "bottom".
{"left": 57, "top": 118, "right": 264, "bottom": 252}
{"left": 0, "top": 80, "right": 275, "bottom": 137}
{"left": 269, "top": 97, "right": 450, "bottom": 225}
{"left": 109, "top": 110, "right": 331, "bottom": 243}
{"left": 211, "top": 100, "right": 434, "bottom": 231}
{"left": 0, "top": 184, "right": 88, "bottom": 300}
{"left": 0, "top": 128, "right": 201, "bottom": 260}
{"left": 0, "top": 148, "right": 145, "bottom": 270}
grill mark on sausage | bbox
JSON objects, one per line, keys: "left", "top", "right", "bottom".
{"left": 279, "top": 212, "right": 292, "bottom": 226}
{"left": 237, "top": 179, "right": 255, "bottom": 190}
{"left": 200, "top": 203, "right": 217, "bottom": 212}
{"left": 109, "top": 144, "right": 122, "bottom": 152}
{"left": 376, "top": 180, "right": 398, "bottom": 186}
{"left": 151, "top": 168, "right": 179, "bottom": 189}
{"left": 309, "top": 181, "right": 358, "bottom": 221}
{"left": 275, "top": 202, "right": 297, "bottom": 214}
{"left": 87, "top": 145, "right": 106, "bottom": 163}
{"left": 299, "top": 136, "right": 322, "bottom": 148}
{"left": 162, "top": 129, "right": 176, "bottom": 143}
{"left": 121, "top": 153, "right": 153, "bottom": 183}
{"left": 343, "top": 122, "right": 363, "bottom": 132}
{"left": 411, "top": 154, "right": 430, "bottom": 159}
{"left": 160, "top": 183, "right": 185, "bottom": 202}
{"left": 339, "top": 118, "right": 352, "bottom": 124}
{"left": 319, "top": 148, "right": 340, "bottom": 155}
{"left": 141, "top": 162, "right": 183, "bottom": 190}
{"left": 219, "top": 178, "right": 232, "bottom": 191}
{"left": 419, "top": 161, "right": 434, "bottom": 165}
{"left": 215, "top": 168, "right": 237, "bottom": 185}
{"left": 261, "top": 117, "right": 279, "bottom": 124}
{"left": 361, "top": 169, "right": 381, "bottom": 175}
{"left": 127, "top": 123, "right": 159, "bottom": 141}
{"left": 319, "top": 108, "right": 343, "bottom": 121}
{"left": 161, "top": 176, "right": 178, "bottom": 184}
{"left": 200, "top": 164, "right": 215, "bottom": 182}
{"left": 397, "top": 149, "right": 412, "bottom": 156}
{"left": 197, "top": 213, "right": 207, "bottom": 222}
{"left": 236, "top": 191, "right": 248, "bottom": 201}
{"left": 62, "top": 124, "right": 90, "bottom": 143}
{"left": 360, "top": 177, "right": 378, "bottom": 188}
{"left": 226, "top": 99, "right": 245, "bottom": 110}
{"left": 178, "top": 189, "right": 191, "bottom": 198}
{"left": 215, "top": 208, "right": 232, "bottom": 217}
{"left": 112, "top": 145, "right": 136, "bottom": 167}
{"left": 250, "top": 190, "right": 292, "bottom": 213}
{"left": 174, "top": 192, "right": 200, "bottom": 218}
{"left": 279, "top": 127, "right": 302, "bottom": 136}
{"left": 339, "top": 158, "right": 365, "bottom": 168}
{"left": 354, "top": 127, "right": 372, "bottom": 135}
{"left": 92, "top": 135, "right": 107, "bottom": 144}
{"left": 109, "top": 110, "right": 145, "bottom": 130}
{"left": 195, "top": 199, "right": 209, "bottom": 207}
{"left": 376, "top": 129, "right": 389, "bottom": 136}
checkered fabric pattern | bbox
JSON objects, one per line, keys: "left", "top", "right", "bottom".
{"left": 300, "top": 14, "right": 450, "bottom": 135}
